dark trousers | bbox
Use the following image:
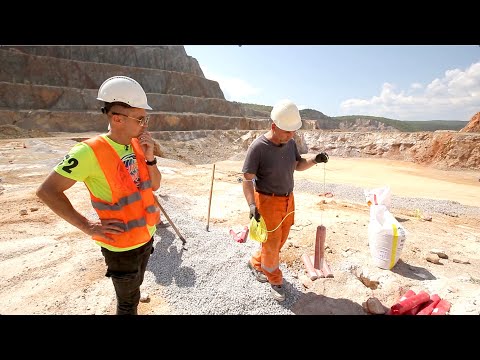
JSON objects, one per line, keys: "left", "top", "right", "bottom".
{"left": 101, "top": 238, "right": 154, "bottom": 315}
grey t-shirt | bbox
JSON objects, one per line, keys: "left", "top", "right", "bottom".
{"left": 242, "top": 134, "right": 301, "bottom": 194}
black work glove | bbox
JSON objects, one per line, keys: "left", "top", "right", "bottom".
{"left": 314, "top": 152, "right": 329, "bottom": 164}
{"left": 249, "top": 203, "right": 261, "bottom": 222}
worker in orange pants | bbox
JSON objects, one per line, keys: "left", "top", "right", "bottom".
{"left": 242, "top": 99, "right": 329, "bottom": 302}
{"left": 250, "top": 192, "right": 294, "bottom": 286}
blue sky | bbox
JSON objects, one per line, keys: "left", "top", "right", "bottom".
{"left": 184, "top": 45, "right": 480, "bottom": 122}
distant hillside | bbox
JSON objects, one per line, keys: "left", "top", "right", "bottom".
{"left": 239, "top": 102, "right": 468, "bottom": 132}
{"left": 334, "top": 115, "right": 468, "bottom": 132}
{"left": 238, "top": 104, "right": 330, "bottom": 121}
{"left": 299, "top": 108, "right": 329, "bottom": 120}
{"left": 235, "top": 102, "right": 272, "bottom": 114}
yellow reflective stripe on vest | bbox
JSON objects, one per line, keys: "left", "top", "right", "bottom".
{"left": 114, "top": 217, "right": 147, "bottom": 232}
{"left": 145, "top": 205, "right": 157, "bottom": 214}
{"left": 91, "top": 192, "right": 141, "bottom": 211}
{"left": 139, "top": 180, "right": 152, "bottom": 191}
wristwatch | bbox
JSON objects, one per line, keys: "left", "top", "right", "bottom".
{"left": 145, "top": 158, "right": 157, "bottom": 166}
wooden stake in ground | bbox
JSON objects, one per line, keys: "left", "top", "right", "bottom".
{"left": 206, "top": 163, "right": 216, "bottom": 231}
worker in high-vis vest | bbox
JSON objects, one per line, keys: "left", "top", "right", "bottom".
{"left": 36, "top": 76, "right": 162, "bottom": 315}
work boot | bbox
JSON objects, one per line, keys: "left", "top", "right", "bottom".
{"left": 247, "top": 260, "right": 268, "bottom": 283}
{"left": 270, "top": 284, "right": 286, "bottom": 302}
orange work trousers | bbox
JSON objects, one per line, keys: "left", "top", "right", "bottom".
{"left": 250, "top": 192, "right": 295, "bottom": 286}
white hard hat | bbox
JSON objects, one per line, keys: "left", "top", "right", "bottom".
{"left": 96, "top": 76, "right": 152, "bottom": 110}
{"left": 270, "top": 99, "right": 302, "bottom": 131}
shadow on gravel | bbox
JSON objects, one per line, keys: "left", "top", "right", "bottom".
{"left": 274, "top": 279, "right": 304, "bottom": 311}
{"left": 148, "top": 228, "right": 195, "bottom": 287}
{"left": 291, "top": 291, "right": 366, "bottom": 315}
{"left": 391, "top": 259, "right": 436, "bottom": 280}
{"left": 157, "top": 193, "right": 171, "bottom": 201}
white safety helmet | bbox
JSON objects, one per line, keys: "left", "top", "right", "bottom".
{"left": 270, "top": 99, "right": 302, "bottom": 131}
{"left": 96, "top": 76, "right": 152, "bottom": 110}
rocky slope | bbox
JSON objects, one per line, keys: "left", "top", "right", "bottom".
{"left": 460, "top": 112, "right": 480, "bottom": 133}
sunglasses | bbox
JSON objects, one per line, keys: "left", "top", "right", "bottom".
{"left": 112, "top": 112, "right": 150, "bottom": 126}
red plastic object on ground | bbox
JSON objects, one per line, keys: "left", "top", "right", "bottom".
{"left": 314, "top": 225, "right": 333, "bottom": 277}
{"left": 230, "top": 226, "right": 249, "bottom": 243}
{"left": 229, "top": 229, "right": 240, "bottom": 242}
{"left": 416, "top": 294, "right": 441, "bottom": 315}
{"left": 404, "top": 305, "right": 421, "bottom": 315}
{"left": 400, "top": 289, "right": 416, "bottom": 300}
{"left": 302, "top": 225, "right": 333, "bottom": 279}
{"left": 405, "top": 291, "right": 436, "bottom": 315}
{"left": 390, "top": 290, "right": 430, "bottom": 315}
{"left": 301, "top": 253, "right": 318, "bottom": 280}
{"left": 237, "top": 226, "right": 249, "bottom": 243}
{"left": 386, "top": 289, "right": 415, "bottom": 315}
{"left": 430, "top": 299, "right": 451, "bottom": 315}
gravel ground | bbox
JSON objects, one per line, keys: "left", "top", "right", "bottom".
{"left": 142, "top": 179, "right": 480, "bottom": 315}
{"left": 145, "top": 195, "right": 304, "bottom": 315}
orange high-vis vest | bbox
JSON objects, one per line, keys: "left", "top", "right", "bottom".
{"left": 83, "top": 136, "right": 160, "bottom": 248}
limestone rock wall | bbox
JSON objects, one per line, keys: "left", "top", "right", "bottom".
{"left": 0, "top": 109, "right": 273, "bottom": 133}
{"left": 0, "top": 82, "right": 246, "bottom": 116}
{"left": 315, "top": 118, "right": 398, "bottom": 132}
{"left": 303, "top": 130, "right": 480, "bottom": 170}
{"left": 460, "top": 112, "right": 480, "bottom": 133}
{"left": 0, "top": 49, "right": 223, "bottom": 98}
{"left": 2, "top": 45, "right": 204, "bottom": 76}
{"left": 0, "top": 46, "right": 282, "bottom": 132}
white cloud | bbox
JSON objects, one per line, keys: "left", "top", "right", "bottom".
{"left": 339, "top": 61, "right": 480, "bottom": 121}
{"left": 202, "top": 67, "right": 261, "bottom": 102}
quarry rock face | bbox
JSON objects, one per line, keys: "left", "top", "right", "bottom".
{"left": 303, "top": 130, "right": 480, "bottom": 170}
{"left": 0, "top": 45, "right": 312, "bottom": 138}
{"left": 460, "top": 112, "right": 480, "bottom": 133}
{"left": 0, "top": 45, "right": 478, "bottom": 170}
{"left": 2, "top": 45, "right": 206, "bottom": 77}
